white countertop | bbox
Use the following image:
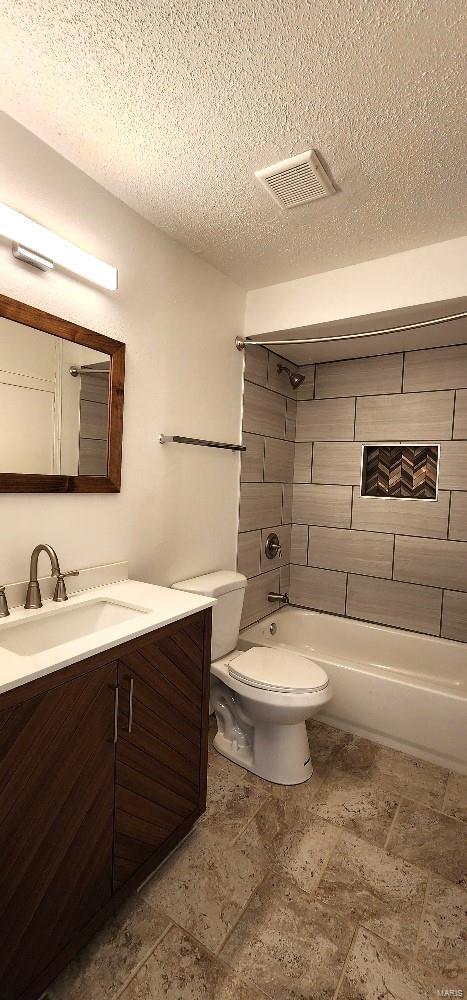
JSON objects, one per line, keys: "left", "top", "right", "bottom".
{"left": 0, "top": 579, "right": 214, "bottom": 696}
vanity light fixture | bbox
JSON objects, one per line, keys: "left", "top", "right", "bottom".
{"left": 0, "top": 203, "right": 118, "bottom": 290}
{"left": 12, "top": 243, "right": 54, "bottom": 272}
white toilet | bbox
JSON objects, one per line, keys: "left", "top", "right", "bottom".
{"left": 172, "top": 570, "right": 332, "bottom": 785}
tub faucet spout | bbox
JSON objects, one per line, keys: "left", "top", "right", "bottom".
{"left": 268, "top": 591, "right": 289, "bottom": 604}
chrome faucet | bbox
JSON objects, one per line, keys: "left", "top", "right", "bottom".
{"left": 268, "top": 591, "right": 289, "bottom": 604}
{"left": 24, "top": 544, "right": 79, "bottom": 609}
{"left": 264, "top": 532, "right": 282, "bottom": 560}
{"left": 0, "top": 586, "right": 10, "bottom": 618}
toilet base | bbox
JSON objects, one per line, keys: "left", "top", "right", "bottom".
{"left": 213, "top": 720, "right": 313, "bottom": 785}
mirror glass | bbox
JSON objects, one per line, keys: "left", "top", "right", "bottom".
{"left": 0, "top": 317, "right": 111, "bottom": 477}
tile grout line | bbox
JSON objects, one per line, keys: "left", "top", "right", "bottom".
{"left": 114, "top": 920, "right": 175, "bottom": 998}
{"left": 451, "top": 388, "right": 457, "bottom": 439}
{"left": 213, "top": 867, "right": 273, "bottom": 959}
{"left": 244, "top": 375, "right": 297, "bottom": 404}
{"left": 383, "top": 799, "right": 402, "bottom": 851}
{"left": 215, "top": 953, "right": 274, "bottom": 999}
{"left": 388, "top": 787, "right": 467, "bottom": 834}
{"left": 136, "top": 914, "right": 272, "bottom": 999}
{"left": 308, "top": 343, "right": 467, "bottom": 370}
{"left": 413, "top": 872, "right": 432, "bottom": 961}
{"left": 308, "top": 825, "right": 347, "bottom": 899}
{"left": 230, "top": 797, "right": 269, "bottom": 848}
{"left": 439, "top": 587, "right": 445, "bottom": 637}
{"left": 249, "top": 570, "right": 455, "bottom": 640}
{"left": 331, "top": 921, "right": 361, "bottom": 1000}
{"left": 446, "top": 487, "right": 452, "bottom": 545}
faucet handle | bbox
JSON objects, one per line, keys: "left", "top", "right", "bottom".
{"left": 265, "top": 532, "right": 282, "bottom": 560}
{"left": 0, "top": 586, "right": 10, "bottom": 618}
{"left": 53, "top": 570, "right": 79, "bottom": 603}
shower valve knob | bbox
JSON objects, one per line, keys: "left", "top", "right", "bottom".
{"left": 265, "top": 532, "right": 282, "bottom": 560}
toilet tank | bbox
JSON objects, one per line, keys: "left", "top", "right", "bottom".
{"left": 172, "top": 571, "right": 247, "bottom": 660}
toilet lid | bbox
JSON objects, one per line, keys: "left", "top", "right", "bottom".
{"left": 227, "top": 646, "right": 329, "bottom": 693}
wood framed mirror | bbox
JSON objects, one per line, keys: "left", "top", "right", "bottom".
{"left": 0, "top": 293, "right": 125, "bottom": 492}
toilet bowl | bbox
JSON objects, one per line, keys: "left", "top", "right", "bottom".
{"left": 172, "top": 571, "right": 331, "bottom": 784}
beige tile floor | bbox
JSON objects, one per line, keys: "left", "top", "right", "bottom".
{"left": 48, "top": 719, "right": 467, "bottom": 1000}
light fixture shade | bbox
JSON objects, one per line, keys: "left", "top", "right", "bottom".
{"left": 12, "top": 244, "right": 54, "bottom": 271}
{"left": 0, "top": 203, "right": 118, "bottom": 290}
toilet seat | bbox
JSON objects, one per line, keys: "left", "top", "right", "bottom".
{"left": 227, "top": 646, "right": 329, "bottom": 694}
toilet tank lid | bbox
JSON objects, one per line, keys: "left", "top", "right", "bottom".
{"left": 172, "top": 570, "right": 247, "bottom": 598}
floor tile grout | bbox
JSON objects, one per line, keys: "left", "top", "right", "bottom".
{"left": 393, "top": 790, "right": 467, "bottom": 827}
{"left": 214, "top": 867, "right": 273, "bottom": 958}
{"left": 301, "top": 824, "right": 346, "bottom": 898}
{"left": 230, "top": 796, "right": 269, "bottom": 847}
{"left": 326, "top": 760, "right": 466, "bottom": 827}
{"left": 215, "top": 949, "right": 275, "bottom": 999}
{"left": 413, "top": 872, "right": 432, "bottom": 961}
{"left": 166, "top": 906, "right": 275, "bottom": 999}
{"left": 115, "top": 920, "right": 174, "bottom": 998}
{"left": 383, "top": 798, "right": 402, "bottom": 851}
{"left": 116, "top": 915, "right": 274, "bottom": 1000}
{"left": 331, "top": 921, "right": 361, "bottom": 1000}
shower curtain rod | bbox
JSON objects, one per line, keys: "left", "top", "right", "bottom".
{"left": 69, "top": 364, "right": 110, "bottom": 377}
{"left": 235, "top": 309, "right": 467, "bottom": 351}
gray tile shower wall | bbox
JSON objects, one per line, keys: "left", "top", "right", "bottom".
{"left": 238, "top": 337, "right": 467, "bottom": 640}
{"left": 290, "top": 340, "right": 467, "bottom": 641}
{"left": 238, "top": 348, "right": 296, "bottom": 625}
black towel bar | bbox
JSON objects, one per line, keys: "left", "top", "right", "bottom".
{"left": 159, "top": 434, "right": 245, "bottom": 452}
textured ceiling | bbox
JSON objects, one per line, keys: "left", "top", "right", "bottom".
{"left": 1, "top": 1, "right": 466, "bottom": 290}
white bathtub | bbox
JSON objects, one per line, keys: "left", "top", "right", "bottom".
{"left": 239, "top": 607, "right": 467, "bottom": 774}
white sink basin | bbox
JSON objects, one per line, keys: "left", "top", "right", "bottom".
{"left": 0, "top": 599, "right": 148, "bottom": 656}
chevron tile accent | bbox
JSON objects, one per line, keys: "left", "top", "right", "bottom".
{"left": 362, "top": 445, "right": 439, "bottom": 499}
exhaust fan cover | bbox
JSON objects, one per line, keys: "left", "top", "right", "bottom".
{"left": 255, "top": 149, "right": 336, "bottom": 209}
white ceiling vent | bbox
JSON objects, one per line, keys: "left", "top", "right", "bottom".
{"left": 255, "top": 149, "right": 336, "bottom": 209}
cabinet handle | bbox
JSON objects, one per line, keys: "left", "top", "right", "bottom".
{"left": 128, "top": 677, "right": 134, "bottom": 734}
{"left": 114, "top": 685, "right": 119, "bottom": 744}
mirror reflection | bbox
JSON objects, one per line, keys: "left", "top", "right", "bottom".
{"left": 0, "top": 317, "right": 110, "bottom": 477}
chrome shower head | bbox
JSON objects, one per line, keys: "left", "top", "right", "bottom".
{"left": 277, "top": 363, "right": 305, "bottom": 390}
{"left": 289, "top": 370, "right": 305, "bottom": 389}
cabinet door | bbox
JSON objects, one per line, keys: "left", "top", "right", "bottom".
{"left": 0, "top": 663, "right": 117, "bottom": 1000}
{"left": 114, "top": 614, "right": 208, "bottom": 889}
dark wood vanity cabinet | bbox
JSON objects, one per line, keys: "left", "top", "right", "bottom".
{"left": 114, "top": 617, "right": 206, "bottom": 888}
{"left": 0, "top": 609, "right": 211, "bottom": 1000}
{"left": 0, "top": 662, "right": 117, "bottom": 1000}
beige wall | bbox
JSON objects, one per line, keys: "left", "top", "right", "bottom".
{"left": 0, "top": 112, "right": 245, "bottom": 587}
{"left": 245, "top": 236, "right": 467, "bottom": 336}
